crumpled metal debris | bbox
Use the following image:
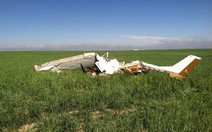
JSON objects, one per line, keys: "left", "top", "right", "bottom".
{"left": 34, "top": 52, "right": 201, "bottom": 78}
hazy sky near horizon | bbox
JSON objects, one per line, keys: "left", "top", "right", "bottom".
{"left": 0, "top": 0, "right": 211, "bottom": 50}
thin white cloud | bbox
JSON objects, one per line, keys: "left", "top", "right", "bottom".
{"left": 94, "top": 34, "right": 185, "bottom": 44}
{"left": 120, "top": 35, "right": 182, "bottom": 44}
{"left": 92, "top": 34, "right": 212, "bottom": 49}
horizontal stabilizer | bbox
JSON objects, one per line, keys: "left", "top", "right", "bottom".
{"left": 142, "top": 55, "right": 201, "bottom": 78}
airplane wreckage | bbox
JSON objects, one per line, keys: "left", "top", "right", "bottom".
{"left": 34, "top": 52, "right": 201, "bottom": 79}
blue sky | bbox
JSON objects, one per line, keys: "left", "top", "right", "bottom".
{"left": 0, "top": 0, "right": 211, "bottom": 50}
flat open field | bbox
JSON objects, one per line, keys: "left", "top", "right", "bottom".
{"left": 0, "top": 49, "right": 211, "bottom": 131}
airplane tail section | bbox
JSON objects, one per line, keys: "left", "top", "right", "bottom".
{"left": 142, "top": 55, "right": 201, "bottom": 78}
{"left": 170, "top": 55, "right": 201, "bottom": 78}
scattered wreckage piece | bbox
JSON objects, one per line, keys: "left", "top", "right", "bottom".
{"left": 34, "top": 52, "right": 121, "bottom": 76}
{"left": 141, "top": 55, "right": 201, "bottom": 78}
{"left": 119, "top": 60, "right": 148, "bottom": 75}
{"left": 34, "top": 52, "right": 201, "bottom": 78}
{"left": 80, "top": 53, "right": 121, "bottom": 76}
{"left": 34, "top": 52, "right": 96, "bottom": 73}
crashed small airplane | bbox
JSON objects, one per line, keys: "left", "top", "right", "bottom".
{"left": 34, "top": 52, "right": 201, "bottom": 79}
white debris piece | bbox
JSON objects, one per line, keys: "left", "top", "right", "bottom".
{"left": 95, "top": 56, "right": 120, "bottom": 75}
{"left": 34, "top": 52, "right": 96, "bottom": 72}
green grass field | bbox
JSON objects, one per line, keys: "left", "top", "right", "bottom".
{"left": 0, "top": 49, "right": 211, "bottom": 131}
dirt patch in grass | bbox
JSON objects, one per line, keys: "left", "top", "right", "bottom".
{"left": 18, "top": 122, "right": 37, "bottom": 132}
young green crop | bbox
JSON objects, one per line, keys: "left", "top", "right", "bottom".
{"left": 0, "top": 49, "right": 211, "bottom": 131}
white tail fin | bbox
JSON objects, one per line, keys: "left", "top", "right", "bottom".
{"left": 142, "top": 55, "right": 201, "bottom": 78}
{"left": 170, "top": 55, "right": 201, "bottom": 78}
